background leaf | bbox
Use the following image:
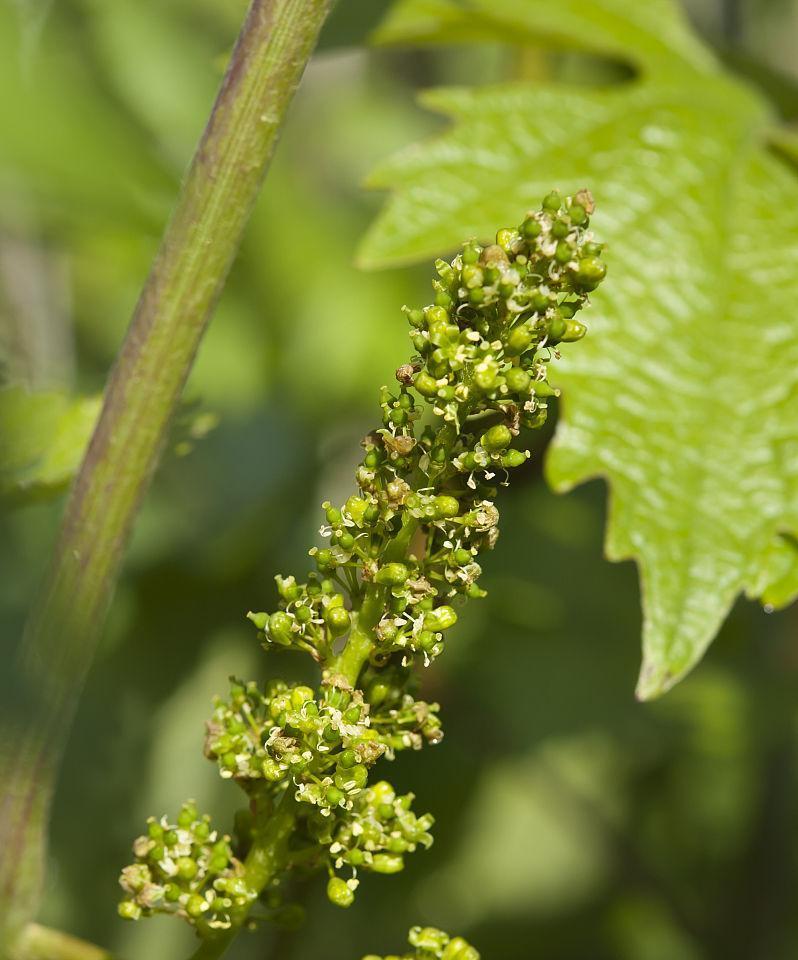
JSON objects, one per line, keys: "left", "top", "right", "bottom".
{"left": 359, "top": 0, "right": 798, "bottom": 699}
{"left": 0, "top": 387, "right": 100, "bottom": 502}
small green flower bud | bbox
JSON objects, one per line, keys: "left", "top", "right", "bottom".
{"left": 327, "top": 876, "right": 355, "bottom": 908}
{"left": 410, "top": 927, "right": 450, "bottom": 951}
{"left": 462, "top": 243, "right": 479, "bottom": 264}
{"left": 338, "top": 531, "right": 355, "bottom": 551}
{"left": 376, "top": 562, "right": 409, "bottom": 586}
{"left": 335, "top": 764, "right": 368, "bottom": 791}
{"left": 366, "top": 679, "right": 390, "bottom": 707}
{"left": 194, "top": 819, "right": 210, "bottom": 841}
{"left": 575, "top": 256, "right": 606, "bottom": 288}
{"left": 502, "top": 449, "right": 528, "bottom": 468}
{"left": 326, "top": 505, "right": 342, "bottom": 525}
{"left": 474, "top": 359, "right": 500, "bottom": 392}
{"left": 149, "top": 842, "right": 165, "bottom": 862}
{"left": 177, "top": 802, "right": 197, "bottom": 828}
{"left": 323, "top": 725, "right": 341, "bottom": 745}
{"left": 247, "top": 611, "right": 269, "bottom": 630}
{"left": 461, "top": 264, "right": 484, "bottom": 288}
{"left": 344, "top": 705, "right": 361, "bottom": 723}
{"left": 505, "top": 325, "right": 533, "bottom": 356}
{"left": 260, "top": 759, "right": 283, "bottom": 783}
{"left": 326, "top": 786, "right": 345, "bottom": 807}
{"left": 560, "top": 319, "right": 587, "bottom": 342}
{"left": 176, "top": 856, "right": 197, "bottom": 880}
{"left": 521, "top": 215, "right": 541, "bottom": 239}
{"left": 418, "top": 630, "right": 438, "bottom": 653}
{"left": 345, "top": 495, "right": 368, "bottom": 525}
{"left": 442, "top": 938, "right": 481, "bottom": 960}
{"left": 555, "top": 239, "right": 572, "bottom": 263}
{"left": 454, "top": 548, "right": 472, "bottom": 566}
{"left": 295, "top": 604, "right": 312, "bottom": 624}
{"left": 424, "top": 606, "right": 458, "bottom": 632}
{"left": 325, "top": 606, "right": 351, "bottom": 637}
{"left": 551, "top": 219, "right": 570, "bottom": 239}
{"left": 185, "top": 894, "right": 207, "bottom": 918}
{"left": 371, "top": 853, "right": 404, "bottom": 874}
{"left": 414, "top": 371, "right": 439, "bottom": 397}
{"left": 433, "top": 495, "right": 459, "bottom": 519}
{"left": 315, "top": 548, "right": 336, "bottom": 571}
{"left": 569, "top": 202, "right": 587, "bottom": 225}
{"left": 268, "top": 611, "right": 294, "bottom": 646}
{"left": 543, "top": 190, "right": 561, "bottom": 211}
{"left": 276, "top": 575, "right": 301, "bottom": 602}
{"left": 118, "top": 900, "right": 142, "bottom": 921}
{"left": 531, "top": 380, "right": 559, "bottom": 397}
{"left": 147, "top": 820, "right": 164, "bottom": 841}
{"left": 547, "top": 314, "right": 566, "bottom": 340}
{"left": 532, "top": 290, "right": 551, "bottom": 312}
{"left": 338, "top": 748, "right": 357, "bottom": 769}
{"left": 291, "top": 685, "right": 315, "bottom": 708}
{"left": 504, "top": 367, "right": 531, "bottom": 393}
{"left": 435, "top": 290, "right": 452, "bottom": 308}
{"left": 482, "top": 424, "right": 512, "bottom": 452}
{"left": 496, "top": 228, "right": 521, "bottom": 253}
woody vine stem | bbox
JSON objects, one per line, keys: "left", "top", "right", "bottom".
{"left": 117, "top": 191, "right": 607, "bottom": 960}
{"left": 2, "top": 0, "right": 332, "bottom": 953}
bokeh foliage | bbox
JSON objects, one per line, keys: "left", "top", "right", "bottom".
{"left": 2, "top": 1, "right": 798, "bottom": 958}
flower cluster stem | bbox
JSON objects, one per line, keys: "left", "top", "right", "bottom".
{"left": 329, "top": 585, "right": 386, "bottom": 686}
{"left": 329, "top": 516, "right": 420, "bottom": 684}
{"left": 187, "top": 790, "right": 298, "bottom": 960}
{"left": 0, "top": 0, "right": 332, "bottom": 949}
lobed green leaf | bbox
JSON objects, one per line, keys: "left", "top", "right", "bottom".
{"left": 360, "top": 0, "right": 798, "bottom": 698}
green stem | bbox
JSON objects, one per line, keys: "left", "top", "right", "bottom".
{"left": 330, "top": 583, "right": 386, "bottom": 686}
{"left": 187, "top": 789, "right": 298, "bottom": 960}
{"left": 328, "top": 515, "right": 421, "bottom": 686}
{"left": 0, "top": 0, "right": 332, "bottom": 946}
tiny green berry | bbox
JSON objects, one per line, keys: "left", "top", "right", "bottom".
{"left": 327, "top": 876, "right": 355, "bottom": 908}
{"left": 325, "top": 605, "right": 351, "bottom": 637}
{"left": 424, "top": 606, "right": 458, "bottom": 632}
{"left": 482, "top": 424, "right": 512, "bottom": 452}
{"left": 376, "top": 562, "right": 409, "bottom": 586}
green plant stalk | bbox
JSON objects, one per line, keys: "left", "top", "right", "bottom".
{"left": 0, "top": 0, "right": 332, "bottom": 947}
{"left": 329, "top": 515, "right": 420, "bottom": 684}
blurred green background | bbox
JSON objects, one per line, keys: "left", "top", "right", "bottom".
{"left": 2, "top": 0, "right": 798, "bottom": 957}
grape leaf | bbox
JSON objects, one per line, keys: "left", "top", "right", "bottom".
{"left": 359, "top": 0, "right": 798, "bottom": 698}
{"left": 0, "top": 387, "right": 101, "bottom": 502}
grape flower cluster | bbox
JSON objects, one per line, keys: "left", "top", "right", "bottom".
{"left": 363, "top": 926, "right": 480, "bottom": 960}
{"left": 117, "top": 802, "right": 254, "bottom": 933}
{"left": 118, "top": 190, "right": 606, "bottom": 949}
